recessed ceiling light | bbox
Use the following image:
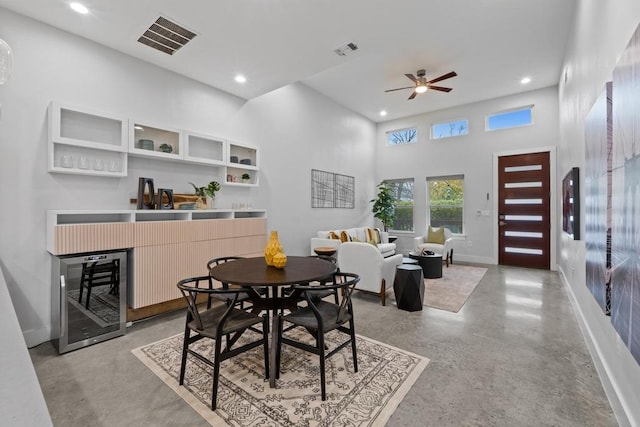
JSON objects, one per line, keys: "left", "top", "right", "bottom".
{"left": 234, "top": 74, "right": 247, "bottom": 83}
{"left": 379, "top": 110, "right": 387, "bottom": 117}
{"left": 520, "top": 76, "right": 532, "bottom": 85}
{"left": 69, "top": 2, "right": 89, "bottom": 14}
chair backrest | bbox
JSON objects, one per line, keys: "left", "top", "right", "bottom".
{"left": 293, "top": 272, "right": 360, "bottom": 326}
{"left": 206, "top": 256, "right": 243, "bottom": 271}
{"left": 337, "top": 242, "right": 384, "bottom": 291}
{"left": 177, "top": 276, "right": 242, "bottom": 331}
{"left": 333, "top": 272, "right": 359, "bottom": 324}
{"left": 206, "top": 256, "right": 243, "bottom": 290}
{"left": 307, "top": 255, "right": 337, "bottom": 285}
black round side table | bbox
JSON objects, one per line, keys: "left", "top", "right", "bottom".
{"left": 393, "top": 264, "right": 424, "bottom": 311}
{"left": 408, "top": 252, "right": 443, "bottom": 279}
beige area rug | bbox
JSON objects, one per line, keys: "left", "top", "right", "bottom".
{"left": 421, "top": 264, "right": 487, "bottom": 312}
{"left": 132, "top": 328, "right": 429, "bottom": 426}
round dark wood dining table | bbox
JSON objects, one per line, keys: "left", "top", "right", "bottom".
{"left": 209, "top": 256, "right": 337, "bottom": 388}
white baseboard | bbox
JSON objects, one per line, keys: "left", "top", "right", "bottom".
{"left": 558, "top": 266, "right": 634, "bottom": 427}
{"left": 453, "top": 254, "right": 494, "bottom": 265}
{"left": 23, "top": 327, "right": 51, "bottom": 349}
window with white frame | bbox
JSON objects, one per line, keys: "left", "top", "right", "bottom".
{"left": 386, "top": 128, "right": 417, "bottom": 145}
{"left": 384, "top": 178, "right": 414, "bottom": 231}
{"left": 427, "top": 175, "right": 464, "bottom": 233}
{"left": 486, "top": 105, "right": 533, "bottom": 131}
{"left": 431, "top": 119, "right": 468, "bottom": 139}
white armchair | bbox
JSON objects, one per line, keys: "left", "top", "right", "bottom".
{"left": 413, "top": 226, "right": 454, "bottom": 266}
{"left": 337, "top": 242, "right": 403, "bottom": 306}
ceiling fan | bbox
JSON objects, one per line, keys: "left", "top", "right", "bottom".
{"left": 385, "top": 69, "right": 457, "bottom": 100}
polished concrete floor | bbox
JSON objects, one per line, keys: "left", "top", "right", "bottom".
{"left": 30, "top": 264, "right": 618, "bottom": 426}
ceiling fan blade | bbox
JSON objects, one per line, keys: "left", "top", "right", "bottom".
{"left": 385, "top": 86, "right": 415, "bottom": 92}
{"left": 408, "top": 91, "right": 418, "bottom": 100}
{"left": 404, "top": 73, "right": 417, "bottom": 83}
{"left": 427, "top": 71, "right": 457, "bottom": 84}
{"left": 428, "top": 85, "right": 453, "bottom": 92}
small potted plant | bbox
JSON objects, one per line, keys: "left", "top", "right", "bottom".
{"left": 203, "top": 181, "right": 221, "bottom": 201}
{"left": 158, "top": 143, "right": 173, "bottom": 153}
{"left": 241, "top": 173, "right": 251, "bottom": 183}
{"left": 189, "top": 181, "right": 221, "bottom": 209}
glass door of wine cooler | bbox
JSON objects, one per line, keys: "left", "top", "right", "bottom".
{"left": 52, "top": 250, "right": 127, "bottom": 354}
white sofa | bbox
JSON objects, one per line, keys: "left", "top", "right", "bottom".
{"left": 413, "top": 226, "right": 454, "bottom": 266}
{"left": 337, "top": 242, "right": 403, "bottom": 306}
{"left": 310, "top": 227, "right": 396, "bottom": 257}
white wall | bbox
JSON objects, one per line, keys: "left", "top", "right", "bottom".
{"left": 226, "top": 82, "right": 376, "bottom": 256}
{"left": 558, "top": 1, "right": 640, "bottom": 425}
{"left": 0, "top": 8, "right": 375, "bottom": 347}
{"left": 375, "top": 87, "right": 560, "bottom": 264}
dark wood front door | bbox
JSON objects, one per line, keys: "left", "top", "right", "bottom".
{"left": 498, "top": 152, "right": 551, "bottom": 269}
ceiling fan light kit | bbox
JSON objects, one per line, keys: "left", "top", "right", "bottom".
{"left": 385, "top": 68, "right": 457, "bottom": 100}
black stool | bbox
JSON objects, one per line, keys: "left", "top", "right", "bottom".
{"left": 393, "top": 264, "right": 424, "bottom": 311}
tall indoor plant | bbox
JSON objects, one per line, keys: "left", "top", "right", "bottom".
{"left": 370, "top": 181, "right": 395, "bottom": 231}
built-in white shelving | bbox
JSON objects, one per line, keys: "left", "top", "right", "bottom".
{"left": 183, "top": 131, "right": 226, "bottom": 166}
{"left": 129, "top": 120, "right": 183, "bottom": 161}
{"left": 47, "top": 101, "right": 260, "bottom": 186}
{"left": 226, "top": 141, "right": 259, "bottom": 186}
{"left": 48, "top": 102, "right": 128, "bottom": 177}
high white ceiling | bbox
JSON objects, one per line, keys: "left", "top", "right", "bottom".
{"left": 0, "top": 0, "right": 576, "bottom": 122}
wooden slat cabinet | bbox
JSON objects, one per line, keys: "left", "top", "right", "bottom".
{"left": 134, "top": 221, "right": 193, "bottom": 247}
{"left": 52, "top": 223, "right": 134, "bottom": 255}
{"left": 189, "top": 218, "right": 236, "bottom": 241}
{"left": 129, "top": 218, "right": 266, "bottom": 309}
{"left": 47, "top": 211, "right": 267, "bottom": 316}
{"left": 132, "top": 243, "right": 192, "bottom": 307}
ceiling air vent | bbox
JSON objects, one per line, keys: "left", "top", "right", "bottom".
{"left": 333, "top": 42, "right": 359, "bottom": 57}
{"left": 137, "top": 16, "right": 197, "bottom": 55}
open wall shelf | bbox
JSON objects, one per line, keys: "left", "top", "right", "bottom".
{"left": 47, "top": 101, "right": 260, "bottom": 185}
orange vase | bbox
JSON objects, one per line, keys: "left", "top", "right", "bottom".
{"left": 264, "top": 231, "right": 283, "bottom": 266}
{"left": 272, "top": 251, "right": 288, "bottom": 269}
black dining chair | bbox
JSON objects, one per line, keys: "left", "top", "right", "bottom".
{"left": 275, "top": 272, "right": 360, "bottom": 401}
{"left": 177, "top": 275, "right": 269, "bottom": 410}
{"left": 306, "top": 255, "right": 340, "bottom": 303}
{"left": 206, "top": 257, "right": 251, "bottom": 308}
{"left": 279, "top": 255, "right": 338, "bottom": 306}
{"left": 207, "top": 256, "right": 268, "bottom": 310}
{"left": 78, "top": 259, "right": 120, "bottom": 309}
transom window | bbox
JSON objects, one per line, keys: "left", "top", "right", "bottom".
{"left": 386, "top": 128, "right": 417, "bottom": 145}
{"left": 431, "top": 119, "right": 468, "bottom": 139}
{"left": 427, "top": 175, "right": 464, "bottom": 233}
{"left": 384, "top": 178, "right": 414, "bottom": 231}
{"left": 486, "top": 105, "right": 533, "bottom": 131}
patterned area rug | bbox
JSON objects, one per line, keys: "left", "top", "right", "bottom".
{"left": 67, "top": 287, "right": 120, "bottom": 326}
{"left": 132, "top": 329, "right": 429, "bottom": 426}
{"left": 422, "top": 264, "right": 487, "bottom": 312}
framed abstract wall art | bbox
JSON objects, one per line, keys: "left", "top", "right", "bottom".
{"left": 611, "top": 21, "right": 640, "bottom": 365}
{"left": 311, "top": 169, "right": 354, "bottom": 208}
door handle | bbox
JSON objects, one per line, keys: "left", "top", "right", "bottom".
{"left": 60, "top": 275, "right": 66, "bottom": 338}
{"left": 499, "top": 221, "right": 507, "bottom": 226}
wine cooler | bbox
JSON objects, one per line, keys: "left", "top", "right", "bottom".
{"left": 52, "top": 250, "right": 127, "bottom": 353}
